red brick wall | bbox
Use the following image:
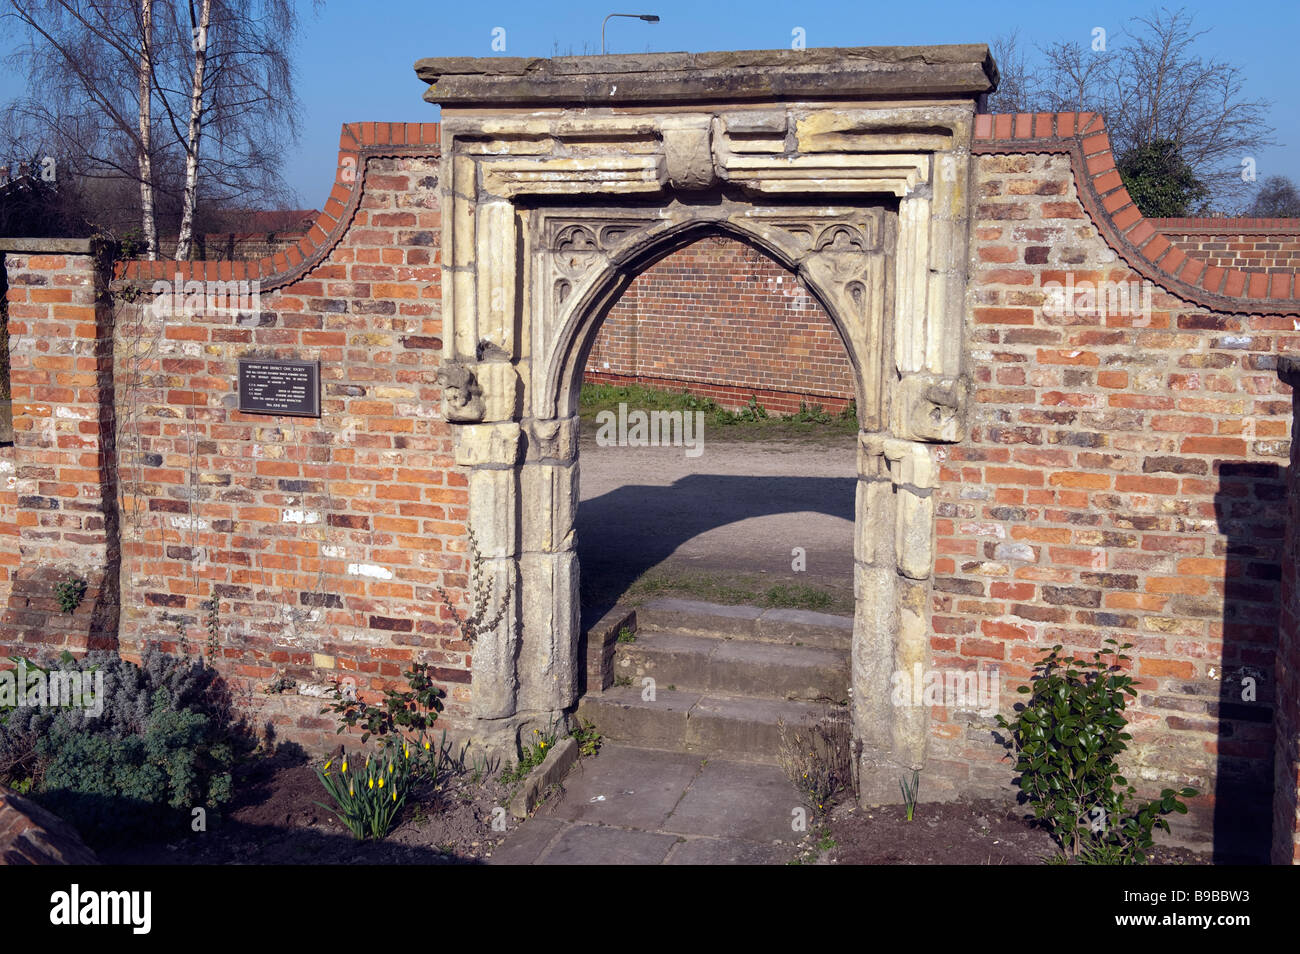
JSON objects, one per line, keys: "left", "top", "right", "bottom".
{"left": 109, "top": 125, "right": 465, "bottom": 749}
{"left": 1151, "top": 218, "right": 1300, "bottom": 271}
{"left": 935, "top": 114, "right": 1299, "bottom": 857}
{"left": 584, "top": 235, "right": 855, "bottom": 414}
{"left": 0, "top": 245, "right": 118, "bottom": 656}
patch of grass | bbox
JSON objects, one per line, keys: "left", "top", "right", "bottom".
{"left": 761, "top": 583, "right": 834, "bottom": 611}
{"left": 616, "top": 626, "right": 636, "bottom": 643}
{"left": 578, "top": 382, "right": 858, "bottom": 444}
{"left": 585, "top": 567, "right": 853, "bottom": 617}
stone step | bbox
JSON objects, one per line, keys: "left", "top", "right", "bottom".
{"left": 634, "top": 598, "right": 852, "bottom": 650}
{"left": 577, "top": 686, "right": 844, "bottom": 764}
{"left": 612, "top": 629, "right": 849, "bottom": 703}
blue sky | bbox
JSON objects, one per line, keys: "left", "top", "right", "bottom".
{"left": 3, "top": 0, "right": 1297, "bottom": 211}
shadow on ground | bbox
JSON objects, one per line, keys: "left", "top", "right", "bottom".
{"left": 577, "top": 472, "right": 856, "bottom": 627}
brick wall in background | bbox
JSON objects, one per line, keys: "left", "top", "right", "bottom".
{"left": 584, "top": 235, "right": 856, "bottom": 414}
{"left": 1152, "top": 218, "right": 1300, "bottom": 271}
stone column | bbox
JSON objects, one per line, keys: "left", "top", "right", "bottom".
{"left": 853, "top": 432, "right": 939, "bottom": 802}
{"left": 451, "top": 421, "right": 521, "bottom": 749}
{"left": 517, "top": 416, "right": 581, "bottom": 722}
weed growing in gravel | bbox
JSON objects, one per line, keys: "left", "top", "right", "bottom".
{"left": 777, "top": 706, "right": 853, "bottom": 815}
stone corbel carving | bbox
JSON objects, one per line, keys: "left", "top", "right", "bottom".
{"left": 436, "top": 360, "right": 485, "bottom": 423}
{"left": 661, "top": 116, "right": 716, "bottom": 191}
{"left": 895, "top": 372, "right": 967, "bottom": 443}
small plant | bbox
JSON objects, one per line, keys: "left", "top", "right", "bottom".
{"left": 616, "top": 626, "right": 636, "bottom": 643}
{"left": 777, "top": 707, "right": 852, "bottom": 815}
{"left": 500, "top": 725, "right": 558, "bottom": 786}
{"left": 433, "top": 527, "right": 513, "bottom": 644}
{"left": 54, "top": 577, "right": 88, "bottom": 614}
{"left": 321, "top": 661, "right": 445, "bottom": 745}
{"left": 262, "top": 673, "right": 295, "bottom": 695}
{"left": 315, "top": 746, "right": 417, "bottom": 840}
{"left": 0, "top": 647, "right": 243, "bottom": 843}
{"left": 900, "top": 770, "right": 920, "bottom": 822}
{"left": 996, "top": 638, "right": 1197, "bottom": 864}
{"left": 570, "top": 719, "right": 602, "bottom": 758}
{"left": 201, "top": 595, "right": 220, "bottom": 659}
{"left": 613, "top": 674, "right": 633, "bottom": 688}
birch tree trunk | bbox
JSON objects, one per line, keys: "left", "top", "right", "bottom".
{"left": 174, "top": 0, "right": 211, "bottom": 261}
{"left": 137, "top": 0, "right": 157, "bottom": 260}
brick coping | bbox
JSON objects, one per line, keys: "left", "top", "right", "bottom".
{"left": 974, "top": 112, "right": 1300, "bottom": 315}
{"left": 113, "top": 112, "right": 1300, "bottom": 314}
{"left": 116, "top": 122, "right": 442, "bottom": 291}
{"left": 1149, "top": 217, "right": 1300, "bottom": 234}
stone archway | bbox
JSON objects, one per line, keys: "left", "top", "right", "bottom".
{"left": 417, "top": 45, "right": 995, "bottom": 800}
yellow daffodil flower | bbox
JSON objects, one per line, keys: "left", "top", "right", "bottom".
{"left": 378, "top": 776, "right": 385, "bottom": 789}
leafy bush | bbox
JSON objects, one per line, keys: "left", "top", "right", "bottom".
{"left": 996, "top": 639, "right": 1196, "bottom": 863}
{"left": 0, "top": 647, "right": 243, "bottom": 841}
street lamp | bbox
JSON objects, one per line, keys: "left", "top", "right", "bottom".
{"left": 602, "top": 13, "right": 660, "bottom": 54}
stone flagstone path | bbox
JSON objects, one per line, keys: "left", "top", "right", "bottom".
{"left": 491, "top": 743, "right": 810, "bottom": 865}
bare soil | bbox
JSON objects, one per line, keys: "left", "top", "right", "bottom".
{"left": 97, "top": 746, "right": 512, "bottom": 865}
{"left": 808, "top": 797, "right": 1212, "bottom": 866}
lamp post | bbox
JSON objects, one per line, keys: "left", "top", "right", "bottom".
{"left": 601, "top": 13, "right": 660, "bottom": 54}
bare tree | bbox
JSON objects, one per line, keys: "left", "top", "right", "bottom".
{"left": 1105, "top": 8, "right": 1273, "bottom": 207}
{"left": 1, "top": 0, "right": 312, "bottom": 258}
{"left": 984, "top": 8, "right": 1274, "bottom": 211}
{"left": 1248, "top": 176, "right": 1300, "bottom": 217}
{"left": 986, "top": 31, "right": 1040, "bottom": 115}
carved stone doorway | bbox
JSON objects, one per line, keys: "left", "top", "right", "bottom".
{"left": 417, "top": 45, "right": 995, "bottom": 797}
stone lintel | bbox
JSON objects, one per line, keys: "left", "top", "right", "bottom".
{"left": 417, "top": 45, "right": 998, "bottom": 108}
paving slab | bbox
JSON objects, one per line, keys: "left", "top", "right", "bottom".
{"left": 664, "top": 758, "right": 805, "bottom": 842}
{"left": 491, "top": 743, "right": 807, "bottom": 864}
{"left": 539, "top": 824, "right": 679, "bottom": 865}
{"left": 488, "top": 817, "right": 566, "bottom": 865}
{"left": 665, "top": 836, "right": 796, "bottom": 865}
{"left": 545, "top": 744, "right": 702, "bottom": 829}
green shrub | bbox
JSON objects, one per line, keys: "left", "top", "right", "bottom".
{"left": 996, "top": 638, "right": 1196, "bottom": 864}
{"left": 0, "top": 647, "right": 243, "bottom": 842}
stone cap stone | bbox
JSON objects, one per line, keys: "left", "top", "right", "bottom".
{"left": 416, "top": 45, "right": 998, "bottom": 108}
{"left": 0, "top": 237, "right": 97, "bottom": 254}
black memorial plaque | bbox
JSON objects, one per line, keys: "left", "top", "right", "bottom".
{"left": 238, "top": 358, "right": 321, "bottom": 417}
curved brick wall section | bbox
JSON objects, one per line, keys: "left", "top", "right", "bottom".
{"left": 948, "top": 114, "right": 1298, "bottom": 857}
{"left": 0, "top": 787, "right": 98, "bottom": 864}
{"left": 585, "top": 236, "right": 855, "bottom": 414}
{"left": 972, "top": 112, "right": 1300, "bottom": 313}
{"left": 110, "top": 123, "right": 467, "bottom": 747}
{"left": 1150, "top": 218, "right": 1300, "bottom": 271}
